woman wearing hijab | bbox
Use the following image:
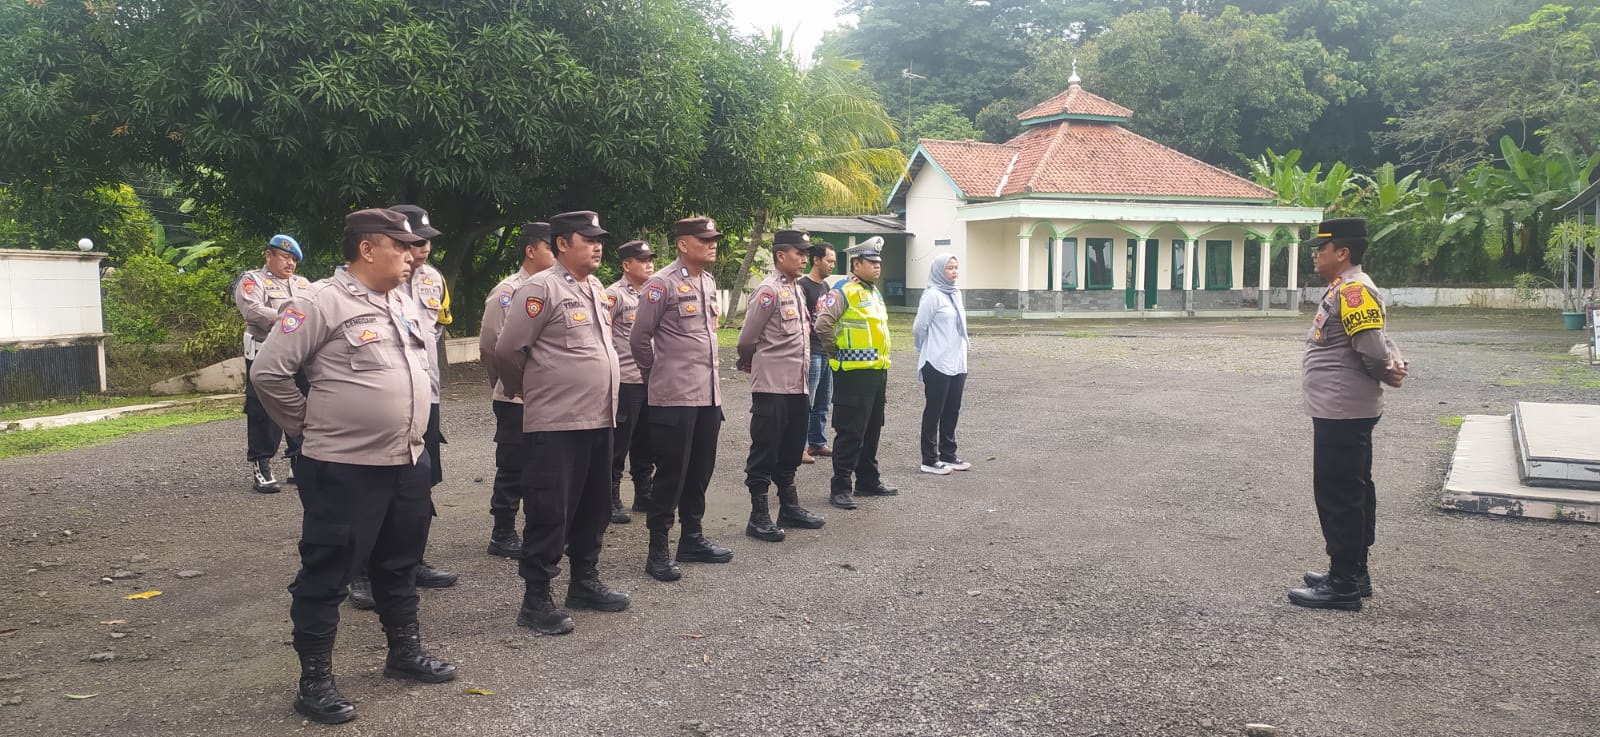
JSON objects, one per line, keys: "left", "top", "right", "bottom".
{"left": 912, "top": 254, "right": 971, "bottom": 475}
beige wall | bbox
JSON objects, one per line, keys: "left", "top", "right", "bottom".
{"left": 0, "top": 249, "right": 105, "bottom": 340}
{"left": 904, "top": 170, "right": 964, "bottom": 290}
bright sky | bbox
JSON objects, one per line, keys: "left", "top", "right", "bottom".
{"left": 720, "top": 0, "right": 856, "bottom": 63}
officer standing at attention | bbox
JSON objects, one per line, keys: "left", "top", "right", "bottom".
{"left": 736, "top": 230, "right": 827, "bottom": 542}
{"left": 493, "top": 210, "right": 630, "bottom": 635}
{"left": 479, "top": 222, "right": 556, "bottom": 557}
{"left": 234, "top": 234, "right": 311, "bottom": 492}
{"left": 251, "top": 208, "right": 455, "bottom": 725}
{"left": 605, "top": 240, "right": 658, "bottom": 524}
{"left": 631, "top": 217, "right": 732, "bottom": 582}
{"left": 814, "top": 236, "right": 899, "bottom": 510}
{"left": 1289, "top": 217, "right": 1407, "bottom": 612}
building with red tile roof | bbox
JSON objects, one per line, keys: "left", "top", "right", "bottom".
{"left": 887, "top": 71, "right": 1323, "bottom": 315}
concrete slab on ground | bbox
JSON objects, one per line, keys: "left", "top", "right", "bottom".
{"left": 1, "top": 394, "right": 242, "bottom": 432}
{"left": 151, "top": 356, "right": 245, "bottom": 394}
{"left": 1443, "top": 414, "right": 1600, "bottom": 522}
{"left": 1513, "top": 401, "right": 1600, "bottom": 489}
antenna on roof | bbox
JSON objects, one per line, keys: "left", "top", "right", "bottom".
{"left": 901, "top": 68, "right": 926, "bottom": 80}
{"left": 1068, "top": 58, "right": 1081, "bottom": 87}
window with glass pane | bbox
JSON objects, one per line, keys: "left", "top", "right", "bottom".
{"left": 1171, "top": 240, "right": 1187, "bottom": 289}
{"left": 1086, "top": 238, "right": 1113, "bottom": 289}
{"left": 1205, "top": 240, "right": 1232, "bottom": 289}
{"left": 1060, "top": 237, "right": 1078, "bottom": 289}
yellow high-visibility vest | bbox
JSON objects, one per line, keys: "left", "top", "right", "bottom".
{"left": 830, "top": 278, "right": 891, "bottom": 371}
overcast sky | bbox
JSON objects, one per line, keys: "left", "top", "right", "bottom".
{"left": 720, "top": 0, "right": 855, "bottom": 62}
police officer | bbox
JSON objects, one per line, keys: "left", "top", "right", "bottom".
{"left": 815, "top": 237, "right": 899, "bottom": 510}
{"left": 631, "top": 217, "right": 732, "bottom": 581}
{"left": 234, "top": 234, "right": 311, "bottom": 492}
{"left": 251, "top": 208, "right": 455, "bottom": 725}
{"left": 736, "top": 230, "right": 827, "bottom": 541}
{"left": 1289, "top": 217, "right": 1408, "bottom": 612}
{"left": 605, "top": 240, "right": 658, "bottom": 524}
{"left": 479, "top": 222, "right": 556, "bottom": 557}
{"left": 493, "top": 210, "right": 630, "bottom": 635}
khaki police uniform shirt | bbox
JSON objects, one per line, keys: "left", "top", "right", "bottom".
{"left": 234, "top": 268, "right": 311, "bottom": 349}
{"left": 735, "top": 272, "right": 810, "bottom": 395}
{"left": 492, "top": 262, "right": 620, "bottom": 433}
{"left": 1303, "top": 266, "right": 1403, "bottom": 419}
{"left": 249, "top": 268, "right": 431, "bottom": 465}
{"left": 480, "top": 268, "right": 537, "bottom": 403}
{"left": 406, "top": 263, "right": 450, "bottom": 403}
{"left": 605, "top": 278, "right": 646, "bottom": 385}
{"left": 630, "top": 259, "right": 722, "bottom": 408}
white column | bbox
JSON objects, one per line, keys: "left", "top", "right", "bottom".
{"left": 1134, "top": 237, "right": 1147, "bottom": 311}
{"left": 1051, "top": 237, "right": 1064, "bottom": 291}
{"left": 1287, "top": 232, "right": 1300, "bottom": 292}
{"left": 1259, "top": 239, "right": 1271, "bottom": 310}
{"left": 1183, "top": 239, "right": 1195, "bottom": 291}
{"left": 1017, "top": 234, "right": 1030, "bottom": 293}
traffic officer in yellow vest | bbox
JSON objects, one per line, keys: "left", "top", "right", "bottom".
{"left": 1289, "top": 217, "right": 1407, "bottom": 612}
{"left": 493, "top": 210, "right": 629, "bottom": 635}
{"left": 234, "top": 234, "right": 311, "bottom": 492}
{"left": 250, "top": 208, "right": 455, "bottom": 725}
{"left": 736, "top": 230, "right": 828, "bottom": 541}
{"left": 479, "top": 222, "right": 556, "bottom": 557}
{"left": 605, "top": 239, "right": 658, "bottom": 524}
{"left": 630, "top": 217, "right": 732, "bottom": 582}
{"left": 814, "top": 237, "right": 898, "bottom": 510}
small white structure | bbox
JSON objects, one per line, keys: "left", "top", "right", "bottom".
{"left": 890, "top": 73, "right": 1324, "bottom": 316}
{"left": 0, "top": 247, "right": 109, "bottom": 401}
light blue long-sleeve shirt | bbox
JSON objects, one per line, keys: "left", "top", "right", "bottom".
{"left": 913, "top": 288, "right": 968, "bottom": 378}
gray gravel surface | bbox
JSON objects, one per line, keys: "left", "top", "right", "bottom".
{"left": 2, "top": 309, "right": 1597, "bottom": 736}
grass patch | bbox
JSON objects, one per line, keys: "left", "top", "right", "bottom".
{"left": 0, "top": 393, "right": 205, "bottom": 423}
{"left": 1438, "top": 416, "right": 1464, "bottom": 428}
{"left": 0, "top": 406, "right": 238, "bottom": 459}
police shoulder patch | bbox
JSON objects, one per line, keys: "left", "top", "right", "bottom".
{"left": 1338, "top": 283, "right": 1384, "bottom": 334}
{"left": 280, "top": 308, "right": 306, "bottom": 334}
{"left": 758, "top": 291, "right": 775, "bottom": 309}
{"left": 526, "top": 297, "right": 544, "bottom": 318}
{"left": 242, "top": 277, "right": 257, "bottom": 295}
{"left": 647, "top": 286, "right": 664, "bottom": 303}
{"left": 499, "top": 292, "right": 513, "bottom": 308}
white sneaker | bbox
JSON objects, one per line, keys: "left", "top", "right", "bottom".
{"left": 919, "top": 462, "right": 952, "bottom": 475}
{"left": 941, "top": 458, "right": 972, "bottom": 471}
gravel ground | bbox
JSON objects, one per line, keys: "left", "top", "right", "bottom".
{"left": 2, "top": 309, "right": 1597, "bottom": 737}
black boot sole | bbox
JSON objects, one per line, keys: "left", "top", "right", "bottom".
{"left": 675, "top": 550, "right": 734, "bottom": 564}
{"left": 383, "top": 664, "right": 457, "bottom": 684}
{"left": 746, "top": 526, "right": 786, "bottom": 542}
{"left": 416, "top": 576, "right": 458, "bottom": 589}
{"left": 515, "top": 612, "right": 575, "bottom": 635}
{"left": 564, "top": 594, "right": 631, "bottom": 612}
{"left": 777, "top": 513, "right": 825, "bottom": 529}
{"left": 829, "top": 497, "right": 857, "bottom": 510}
{"left": 646, "top": 563, "right": 683, "bottom": 582}
{"left": 487, "top": 541, "right": 521, "bottom": 559}
{"left": 1286, "top": 591, "right": 1362, "bottom": 611}
{"left": 254, "top": 485, "right": 282, "bottom": 494}
{"left": 294, "top": 698, "right": 356, "bottom": 724}
{"left": 610, "top": 512, "right": 632, "bottom": 524}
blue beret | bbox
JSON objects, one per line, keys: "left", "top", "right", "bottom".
{"left": 268, "top": 234, "right": 303, "bottom": 261}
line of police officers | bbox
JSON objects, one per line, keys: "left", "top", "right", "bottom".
{"left": 245, "top": 209, "right": 899, "bottom": 724}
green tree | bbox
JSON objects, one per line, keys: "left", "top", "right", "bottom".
{"left": 900, "top": 103, "right": 982, "bottom": 155}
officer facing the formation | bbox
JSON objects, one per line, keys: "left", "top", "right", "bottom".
{"left": 631, "top": 217, "right": 733, "bottom": 582}
{"left": 493, "top": 211, "right": 629, "bottom": 635}
{"left": 479, "top": 222, "right": 556, "bottom": 558}
{"left": 736, "top": 230, "right": 826, "bottom": 542}
{"left": 1289, "top": 217, "right": 1407, "bottom": 612}
{"left": 234, "top": 234, "right": 311, "bottom": 492}
{"left": 605, "top": 240, "right": 658, "bottom": 524}
{"left": 250, "top": 208, "right": 455, "bottom": 725}
{"left": 814, "top": 236, "right": 899, "bottom": 510}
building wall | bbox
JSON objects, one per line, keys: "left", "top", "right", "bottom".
{"left": 905, "top": 170, "right": 965, "bottom": 291}
{"left": 0, "top": 249, "right": 105, "bottom": 340}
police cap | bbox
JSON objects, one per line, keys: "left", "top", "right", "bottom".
{"left": 550, "top": 211, "right": 608, "bottom": 238}
{"left": 617, "top": 240, "right": 654, "bottom": 261}
{"left": 267, "top": 234, "right": 303, "bottom": 261}
{"left": 846, "top": 236, "right": 884, "bottom": 262}
{"left": 672, "top": 217, "right": 723, "bottom": 240}
{"left": 388, "top": 204, "right": 442, "bottom": 240}
{"left": 344, "top": 208, "right": 425, "bottom": 245}
{"left": 772, "top": 230, "right": 811, "bottom": 252}
{"left": 1301, "top": 217, "right": 1366, "bottom": 249}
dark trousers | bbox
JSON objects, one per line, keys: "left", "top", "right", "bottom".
{"left": 1312, "top": 416, "right": 1380, "bottom": 576}
{"left": 288, "top": 452, "right": 432, "bottom": 653}
{"left": 830, "top": 368, "right": 887, "bottom": 494}
{"left": 646, "top": 405, "right": 722, "bottom": 535}
{"left": 518, "top": 428, "right": 612, "bottom": 584}
{"left": 745, "top": 392, "right": 809, "bottom": 491}
{"left": 490, "top": 401, "right": 524, "bottom": 528}
{"left": 243, "top": 359, "right": 307, "bottom": 462}
{"left": 424, "top": 403, "right": 445, "bottom": 487}
{"left": 612, "top": 382, "right": 655, "bottom": 486}
{"left": 919, "top": 368, "right": 967, "bottom": 466}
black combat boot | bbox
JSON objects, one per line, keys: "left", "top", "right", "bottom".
{"left": 829, "top": 479, "right": 858, "bottom": 510}
{"left": 676, "top": 532, "right": 734, "bottom": 564}
{"left": 487, "top": 520, "right": 521, "bottom": 559}
{"left": 1288, "top": 572, "right": 1363, "bottom": 611}
{"left": 564, "top": 565, "right": 631, "bottom": 612}
{"left": 645, "top": 531, "right": 682, "bottom": 581}
{"left": 1303, "top": 570, "right": 1373, "bottom": 597}
{"left": 348, "top": 573, "right": 375, "bottom": 610}
{"left": 414, "top": 560, "right": 458, "bottom": 588}
{"left": 855, "top": 482, "right": 899, "bottom": 497}
{"left": 293, "top": 651, "right": 355, "bottom": 724}
{"left": 252, "top": 459, "right": 281, "bottom": 494}
{"left": 382, "top": 622, "right": 457, "bottom": 683}
{"left": 610, "top": 482, "right": 631, "bottom": 524}
{"left": 515, "top": 580, "right": 575, "bottom": 635}
{"left": 776, "top": 484, "right": 825, "bottom": 529}
{"left": 631, "top": 476, "right": 653, "bottom": 512}
{"left": 745, "top": 489, "right": 786, "bottom": 542}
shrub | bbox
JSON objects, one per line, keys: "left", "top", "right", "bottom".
{"left": 103, "top": 251, "right": 243, "bottom": 361}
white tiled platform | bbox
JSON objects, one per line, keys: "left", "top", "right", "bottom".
{"left": 1442, "top": 414, "right": 1600, "bottom": 523}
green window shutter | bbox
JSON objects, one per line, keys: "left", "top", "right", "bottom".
{"left": 1171, "top": 240, "right": 1186, "bottom": 290}
{"left": 1060, "top": 237, "right": 1077, "bottom": 289}
{"left": 1085, "top": 238, "right": 1113, "bottom": 289}
{"left": 1205, "top": 240, "right": 1233, "bottom": 290}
